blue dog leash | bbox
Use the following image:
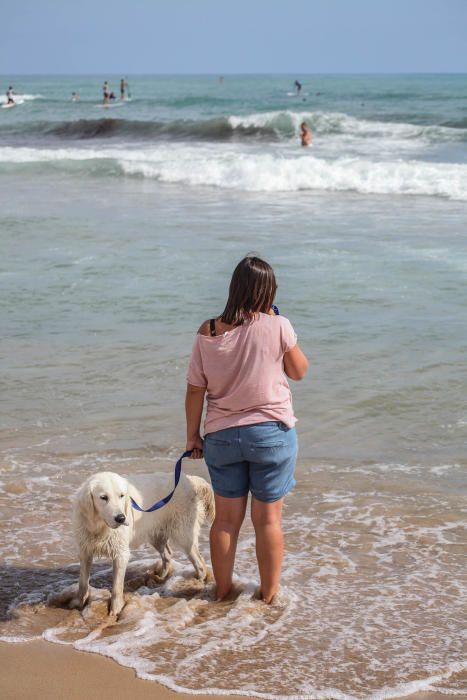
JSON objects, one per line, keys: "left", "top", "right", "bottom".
{"left": 130, "top": 449, "right": 193, "bottom": 513}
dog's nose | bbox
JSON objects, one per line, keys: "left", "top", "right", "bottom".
{"left": 114, "top": 513, "right": 126, "bottom": 524}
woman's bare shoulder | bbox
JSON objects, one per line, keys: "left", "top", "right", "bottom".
{"left": 197, "top": 320, "right": 212, "bottom": 336}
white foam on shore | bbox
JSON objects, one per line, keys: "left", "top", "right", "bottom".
{"left": 1, "top": 448, "right": 466, "bottom": 698}
{"left": 0, "top": 633, "right": 42, "bottom": 643}
{"left": 35, "top": 631, "right": 467, "bottom": 700}
{"left": 2, "top": 491, "right": 466, "bottom": 697}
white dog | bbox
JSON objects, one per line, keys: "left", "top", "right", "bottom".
{"left": 71, "top": 470, "right": 214, "bottom": 615}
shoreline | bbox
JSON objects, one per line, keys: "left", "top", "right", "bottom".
{"left": 0, "top": 640, "right": 249, "bottom": 700}
{"left": 0, "top": 640, "right": 452, "bottom": 700}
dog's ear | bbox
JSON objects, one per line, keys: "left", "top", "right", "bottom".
{"left": 77, "top": 480, "right": 97, "bottom": 523}
{"left": 123, "top": 480, "right": 131, "bottom": 517}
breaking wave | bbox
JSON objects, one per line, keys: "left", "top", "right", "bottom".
{"left": 1, "top": 145, "right": 467, "bottom": 200}
{"left": 1, "top": 110, "right": 466, "bottom": 144}
{"left": 119, "top": 152, "right": 467, "bottom": 200}
{"left": 228, "top": 110, "right": 467, "bottom": 142}
{"left": 0, "top": 116, "right": 278, "bottom": 142}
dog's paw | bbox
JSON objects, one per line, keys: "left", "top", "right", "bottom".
{"left": 194, "top": 566, "right": 211, "bottom": 582}
{"left": 150, "top": 561, "right": 175, "bottom": 583}
{"left": 204, "top": 568, "right": 215, "bottom": 583}
{"left": 108, "top": 595, "right": 125, "bottom": 617}
{"left": 48, "top": 585, "right": 90, "bottom": 610}
{"left": 68, "top": 591, "right": 90, "bottom": 610}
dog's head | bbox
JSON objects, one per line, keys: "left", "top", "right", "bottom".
{"left": 78, "top": 472, "right": 131, "bottom": 529}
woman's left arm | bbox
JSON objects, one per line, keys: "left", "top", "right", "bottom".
{"left": 185, "top": 383, "right": 206, "bottom": 458}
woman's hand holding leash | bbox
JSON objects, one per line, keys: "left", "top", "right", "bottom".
{"left": 186, "top": 433, "right": 204, "bottom": 459}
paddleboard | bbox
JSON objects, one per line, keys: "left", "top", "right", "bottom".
{"left": 96, "top": 101, "right": 125, "bottom": 109}
{"left": 1, "top": 99, "right": 24, "bottom": 108}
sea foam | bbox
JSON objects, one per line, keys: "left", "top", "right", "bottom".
{"left": 0, "top": 93, "right": 43, "bottom": 104}
{"left": 2, "top": 144, "right": 466, "bottom": 200}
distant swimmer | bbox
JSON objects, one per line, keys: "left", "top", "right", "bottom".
{"left": 120, "top": 77, "right": 128, "bottom": 100}
{"left": 71, "top": 91, "right": 80, "bottom": 102}
{"left": 103, "top": 81, "right": 110, "bottom": 104}
{"left": 300, "top": 121, "right": 312, "bottom": 147}
{"left": 5, "top": 85, "right": 16, "bottom": 105}
{"left": 294, "top": 80, "right": 302, "bottom": 95}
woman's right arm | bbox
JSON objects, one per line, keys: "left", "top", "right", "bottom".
{"left": 283, "top": 343, "right": 309, "bottom": 381}
{"left": 185, "top": 384, "right": 206, "bottom": 458}
{"left": 186, "top": 326, "right": 210, "bottom": 459}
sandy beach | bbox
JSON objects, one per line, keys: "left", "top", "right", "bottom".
{"left": 0, "top": 640, "right": 452, "bottom": 700}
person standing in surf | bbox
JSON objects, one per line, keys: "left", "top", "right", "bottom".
{"left": 300, "top": 121, "right": 312, "bottom": 146}
{"left": 185, "top": 256, "right": 309, "bottom": 603}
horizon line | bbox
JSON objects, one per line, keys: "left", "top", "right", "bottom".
{"left": 1, "top": 71, "right": 466, "bottom": 77}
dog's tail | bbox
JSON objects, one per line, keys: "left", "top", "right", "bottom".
{"left": 188, "top": 475, "right": 215, "bottom": 524}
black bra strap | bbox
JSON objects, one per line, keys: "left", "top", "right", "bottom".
{"left": 209, "top": 318, "right": 216, "bottom": 336}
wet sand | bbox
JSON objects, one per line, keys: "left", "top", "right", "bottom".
{"left": 0, "top": 640, "right": 449, "bottom": 700}
{"left": 0, "top": 640, "right": 249, "bottom": 700}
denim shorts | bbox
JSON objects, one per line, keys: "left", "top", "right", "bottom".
{"left": 203, "top": 421, "right": 297, "bottom": 502}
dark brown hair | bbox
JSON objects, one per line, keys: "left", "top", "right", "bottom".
{"left": 221, "top": 256, "right": 277, "bottom": 326}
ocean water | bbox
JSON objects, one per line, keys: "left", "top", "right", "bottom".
{"left": 0, "top": 74, "right": 466, "bottom": 699}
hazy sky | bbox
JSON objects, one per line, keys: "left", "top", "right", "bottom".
{"left": 1, "top": 0, "right": 466, "bottom": 74}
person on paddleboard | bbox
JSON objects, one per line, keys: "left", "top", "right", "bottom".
{"left": 102, "top": 81, "right": 110, "bottom": 104}
{"left": 120, "top": 77, "right": 128, "bottom": 100}
{"left": 6, "top": 86, "right": 15, "bottom": 105}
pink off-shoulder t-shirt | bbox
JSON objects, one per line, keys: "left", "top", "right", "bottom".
{"left": 187, "top": 313, "right": 298, "bottom": 435}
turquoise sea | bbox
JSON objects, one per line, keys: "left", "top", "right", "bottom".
{"left": 0, "top": 74, "right": 466, "bottom": 699}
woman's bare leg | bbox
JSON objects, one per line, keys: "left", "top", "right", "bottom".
{"left": 251, "top": 496, "right": 284, "bottom": 603}
{"left": 210, "top": 494, "right": 247, "bottom": 599}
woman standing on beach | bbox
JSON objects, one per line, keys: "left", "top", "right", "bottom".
{"left": 185, "top": 256, "right": 309, "bottom": 603}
